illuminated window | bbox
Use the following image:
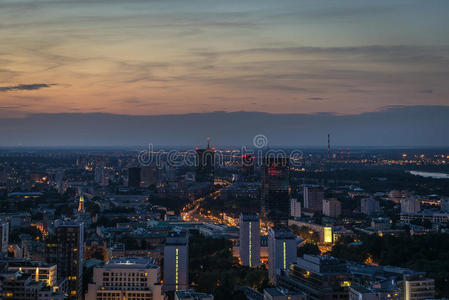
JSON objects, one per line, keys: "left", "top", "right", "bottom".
{"left": 249, "top": 222, "right": 252, "bottom": 267}
{"left": 175, "top": 248, "right": 179, "bottom": 291}
{"left": 283, "top": 241, "right": 286, "bottom": 270}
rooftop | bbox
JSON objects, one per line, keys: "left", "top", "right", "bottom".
{"left": 104, "top": 258, "right": 158, "bottom": 270}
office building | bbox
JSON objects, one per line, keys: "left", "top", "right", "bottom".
{"left": 48, "top": 220, "right": 84, "bottom": 300}
{"left": 128, "top": 167, "right": 141, "bottom": 188}
{"left": 401, "top": 198, "right": 421, "bottom": 214}
{"left": 94, "top": 164, "right": 105, "bottom": 185}
{"left": 402, "top": 273, "right": 434, "bottom": 300}
{"left": 277, "top": 255, "right": 351, "bottom": 300}
{"left": 264, "top": 287, "right": 306, "bottom": 300}
{"left": 322, "top": 199, "right": 341, "bottom": 218}
{"left": 261, "top": 156, "right": 290, "bottom": 225}
{"left": 360, "top": 198, "right": 380, "bottom": 215}
{"left": 1, "top": 222, "right": 8, "bottom": 254}
{"left": 239, "top": 213, "right": 260, "bottom": 267}
{"left": 175, "top": 289, "right": 214, "bottom": 300}
{"left": 303, "top": 186, "right": 324, "bottom": 212}
{"left": 195, "top": 142, "right": 215, "bottom": 182}
{"left": 164, "top": 232, "right": 189, "bottom": 292}
{"left": 241, "top": 154, "right": 255, "bottom": 180}
{"left": 268, "top": 227, "right": 297, "bottom": 284}
{"left": 85, "top": 258, "right": 163, "bottom": 300}
{"left": 290, "top": 198, "right": 301, "bottom": 219}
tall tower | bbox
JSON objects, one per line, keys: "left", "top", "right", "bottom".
{"left": 268, "top": 227, "right": 297, "bottom": 284}
{"left": 48, "top": 220, "right": 84, "bottom": 300}
{"left": 77, "top": 194, "right": 85, "bottom": 213}
{"left": 195, "top": 138, "right": 215, "bottom": 182}
{"left": 239, "top": 213, "right": 260, "bottom": 267}
{"left": 163, "top": 232, "right": 189, "bottom": 292}
{"left": 261, "top": 156, "right": 290, "bottom": 225}
{"left": 327, "top": 134, "right": 330, "bottom": 159}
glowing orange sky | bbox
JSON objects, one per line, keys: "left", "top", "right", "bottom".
{"left": 1, "top": 0, "right": 449, "bottom": 117}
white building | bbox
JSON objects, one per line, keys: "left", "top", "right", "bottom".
{"left": 268, "top": 227, "right": 297, "bottom": 284}
{"left": 239, "top": 213, "right": 260, "bottom": 267}
{"left": 360, "top": 198, "right": 380, "bottom": 215}
{"left": 163, "top": 232, "right": 189, "bottom": 292}
{"left": 85, "top": 258, "right": 163, "bottom": 300}
{"left": 322, "top": 199, "right": 341, "bottom": 218}
{"left": 290, "top": 199, "right": 301, "bottom": 218}
{"left": 401, "top": 197, "right": 421, "bottom": 214}
{"left": 402, "top": 274, "right": 434, "bottom": 300}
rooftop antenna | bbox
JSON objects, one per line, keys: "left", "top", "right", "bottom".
{"left": 207, "top": 137, "right": 210, "bottom": 149}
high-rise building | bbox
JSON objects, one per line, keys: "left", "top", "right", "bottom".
{"left": 290, "top": 198, "right": 301, "bottom": 219}
{"left": 128, "top": 167, "right": 141, "bottom": 188}
{"left": 163, "top": 232, "right": 189, "bottom": 292}
{"left": 239, "top": 213, "right": 260, "bottom": 267}
{"left": 1, "top": 222, "right": 9, "bottom": 254}
{"left": 85, "top": 258, "right": 163, "bottom": 300}
{"left": 360, "top": 198, "right": 380, "bottom": 215}
{"left": 241, "top": 154, "right": 255, "bottom": 180}
{"left": 261, "top": 156, "right": 290, "bottom": 225}
{"left": 94, "top": 164, "right": 105, "bottom": 184}
{"left": 402, "top": 273, "right": 435, "bottom": 300}
{"left": 48, "top": 220, "right": 84, "bottom": 300}
{"left": 268, "top": 227, "right": 297, "bottom": 284}
{"left": 303, "top": 186, "right": 324, "bottom": 212}
{"left": 401, "top": 198, "right": 421, "bottom": 214}
{"left": 195, "top": 142, "right": 215, "bottom": 182}
{"left": 322, "top": 199, "right": 341, "bottom": 218}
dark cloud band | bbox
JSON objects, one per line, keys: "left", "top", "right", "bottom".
{"left": 0, "top": 84, "right": 54, "bottom": 92}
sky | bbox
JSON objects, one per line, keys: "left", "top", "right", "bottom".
{"left": 0, "top": 0, "right": 448, "bottom": 118}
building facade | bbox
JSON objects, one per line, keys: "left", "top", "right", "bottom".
{"left": 85, "top": 258, "right": 163, "bottom": 300}
{"left": 268, "top": 227, "right": 297, "bottom": 284}
{"left": 261, "top": 157, "right": 290, "bottom": 225}
{"left": 163, "top": 232, "right": 189, "bottom": 292}
{"left": 239, "top": 214, "right": 260, "bottom": 268}
{"left": 303, "top": 187, "right": 324, "bottom": 212}
{"left": 322, "top": 199, "right": 341, "bottom": 218}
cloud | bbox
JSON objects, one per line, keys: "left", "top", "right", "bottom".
{"left": 420, "top": 89, "right": 433, "bottom": 94}
{"left": 307, "top": 97, "right": 328, "bottom": 101}
{"left": 0, "top": 83, "right": 55, "bottom": 92}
